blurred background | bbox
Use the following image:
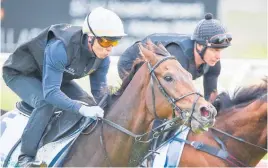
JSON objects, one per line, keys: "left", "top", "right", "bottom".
{"left": 1, "top": 0, "right": 267, "bottom": 111}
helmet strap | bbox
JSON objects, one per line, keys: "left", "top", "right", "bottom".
{"left": 89, "top": 36, "right": 99, "bottom": 57}
{"left": 195, "top": 43, "right": 207, "bottom": 63}
{"left": 90, "top": 37, "right": 96, "bottom": 47}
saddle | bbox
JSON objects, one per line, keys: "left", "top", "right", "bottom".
{"left": 16, "top": 101, "right": 84, "bottom": 147}
{"left": 16, "top": 93, "right": 110, "bottom": 146}
{"left": 142, "top": 125, "right": 190, "bottom": 167}
{"left": 16, "top": 101, "right": 34, "bottom": 117}
{"left": 3, "top": 94, "right": 110, "bottom": 167}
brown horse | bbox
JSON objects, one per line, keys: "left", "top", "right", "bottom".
{"left": 62, "top": 41, "right": 217, "bottom": 166}
{"left": 179, "top": 79, "right": 267, "bottom": 167}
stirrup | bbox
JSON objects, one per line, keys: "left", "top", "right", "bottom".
{"left": 29, "top": 161, "right": 48, "bottom": 167}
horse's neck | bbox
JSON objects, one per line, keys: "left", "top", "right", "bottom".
{"left": 215, "top": 100, "right": 267, "bottom": 166}
{"left": 105, "top": 65, "right": 153, "bottom": 166}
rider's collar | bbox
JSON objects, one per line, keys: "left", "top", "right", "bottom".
{"left": 81, "top": 34, "right": 95, "bottom": 58}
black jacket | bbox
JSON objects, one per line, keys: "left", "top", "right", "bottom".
{"left": 118, "top": 33, "right": 221, "bottom": 100}
{"left": 3, "top": 24, "right": 103, "bottom": 82}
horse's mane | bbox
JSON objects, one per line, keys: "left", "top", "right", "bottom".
{"left": 116, "top": 58, "right": 145, "bottom": 96}
{"left": 104, "top": 41, "right": 171, "bottom": 111}
{"left": 100, "top": 58, "right": 144, "bottom": 111}
{"left": 212, "top": 78, "right": 267, "bottom": 112}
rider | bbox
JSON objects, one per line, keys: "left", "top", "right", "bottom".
{"left": 2, "top": 7, "right": 126, "bottom": 167}
{"left": 118, "top": 13, "right": 232, "bottom": 101}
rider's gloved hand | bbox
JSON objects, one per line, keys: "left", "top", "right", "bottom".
{"left": 78, "top": 105, "right": 104, "bottom": 119}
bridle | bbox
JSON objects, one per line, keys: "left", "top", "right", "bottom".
{"left": 97, "top": 56, "right": 203, "bottom": 140}
{"left": 147, "top": 56, "right": 202, "bottom": 122}
{"left": 89, "top": 55, "right": 204, "bottom": 166}
{"left": 137, "top": 126, "right": 267, "bottom": 167}
{"left": 147, "top": 56, "right": 214, "bottom": 138}
{"left": 211, "top": 127, "right": 268, "bottom": 152}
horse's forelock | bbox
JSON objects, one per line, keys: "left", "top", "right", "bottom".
{"left": 212, "top": 92, "right": 232, "bottom": 112}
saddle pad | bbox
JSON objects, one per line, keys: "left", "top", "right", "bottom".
{"left": 0, "top": 110, "right": 28, "bottom": 167}
{"left": 0, "top": 110, "right": 93, "bottom": 167}
{"left": 153, "top": 125, "right": 190, "bottom": 167}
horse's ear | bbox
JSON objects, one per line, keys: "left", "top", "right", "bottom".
{"left": 157, "top": 42, "right": 171, "bottom": 56}
{"left": 145, "top": 38, "right": 156, "bottom": 52}
{"left": 146, "top": 39, "right": 170, "bottom": 56}
{"left": 138, "top": 43, "right": 157, "bottom": 65}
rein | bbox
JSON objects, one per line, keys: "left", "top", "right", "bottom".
{"left": 97, "top": 116, "right": 184, "bottom": 167}
{"left": 147, "top": 127, "right": 268, "bottom": 167}
{"left": 96, "top": 56, "right": 202, "bottom": 166}
{"left": 147, "top": 56, "right": 202, "bottom": 121}
{"left": 211, "top": 127, "right": 268, "bottom": 152}
{"left": 101, "top": 116, "right": 182, "bottom": 143}
{"left": 139, "top": 126, "right": 267, "bottom": 167}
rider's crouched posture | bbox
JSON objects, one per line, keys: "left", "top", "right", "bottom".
{"left": 118, "top": 13, "right": 232, "bottom": 101}
{"left": 2, "top": 7, "right": 126, "bottom": 167}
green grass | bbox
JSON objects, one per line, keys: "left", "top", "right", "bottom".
{"left": 2, "top": 83, "right": 267, "bottom": 162}
{"left": 263, "top": 154, "right": 268, "bottom": 160}
{"left": 0, "top": 78, "right": 121, "bottom": 111}
{"left": 224, "top": 11, "right": 267, "bottom": 59}
{"left": 227, "top": 44, "right": 267, "bottom": 59}
{"left": 242, "top": 44, "right": 267, "bottom": 59}
{"left": 1, "top": 66, "right": 267, "bottom": 162}
{"left": 1, "top": 84, "right": 20, "bottom": 111}
{"left": 0, "top": 77, "right": 90, "bottom": 111}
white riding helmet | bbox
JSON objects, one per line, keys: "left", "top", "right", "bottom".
{"left": 82, "top": 7, "right": 127, "bottom": 37}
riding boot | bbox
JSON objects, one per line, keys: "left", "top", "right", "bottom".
{"left": 16, "top": 154, "right": 47, "bottom": 167}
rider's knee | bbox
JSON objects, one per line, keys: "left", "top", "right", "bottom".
{"left": 33, "top": 99, "right": 52, "bottom": 109}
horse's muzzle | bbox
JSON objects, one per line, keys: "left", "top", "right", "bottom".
{"left": 199, "top": 104, "right": 217, "bottom": 119}
{"left": 191, "top": 104, "right": 217, "bottom": 133}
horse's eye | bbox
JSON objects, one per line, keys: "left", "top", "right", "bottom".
{"left": 164, "top": 76, "right": 173, "bottom": 82}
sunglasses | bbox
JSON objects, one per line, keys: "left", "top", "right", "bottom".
{"left": 86, "top": 14, "right": 121, "bottom": 48}
{"left": 95, "top": 37, "right": 120, "bottom": 48}
{"left": 207, "top": 34, "right": 232, "bottom": 47}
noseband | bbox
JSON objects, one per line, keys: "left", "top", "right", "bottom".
{"left": 147, "top": 56, "right": 202, "bottom": 122}
{"left": 80, "top": 56, "right": 204, "bottom": 167}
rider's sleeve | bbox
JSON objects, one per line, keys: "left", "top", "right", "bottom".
{"left": 43, "top": 39, "right": 81, "bottom": 113}
{"left": 203, "top": 61, "right": 221, "bottom": 100}
{"left": 90, "top": 57, "right": 110, "bottom": 103}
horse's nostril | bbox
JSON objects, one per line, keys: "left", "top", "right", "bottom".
{"left": 200, "top": 107, "right": 210, "bottom": 117}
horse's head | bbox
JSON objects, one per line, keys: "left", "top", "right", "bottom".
{"left": 138, "top": 39, "right": 217, "bottom": 133}
{"left": 212, "top": 79, "right": 267, "bottom": 166}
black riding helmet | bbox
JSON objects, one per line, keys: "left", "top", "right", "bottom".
{"left": 191, "top": 13, "right": 232, "bottom": 61}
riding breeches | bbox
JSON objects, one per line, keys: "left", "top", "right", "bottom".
{"left": 2, "top": 74, "right": 95, "bottom": 157}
